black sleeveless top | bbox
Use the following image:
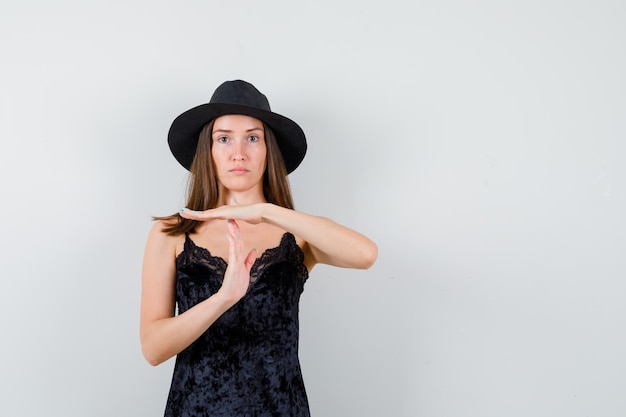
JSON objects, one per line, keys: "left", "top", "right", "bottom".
{"left": 164, "top": 232, "right": 311, "bottom": 417}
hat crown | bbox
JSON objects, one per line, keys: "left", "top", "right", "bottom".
{"left": 209, "top": 80, "right": 271, "bottom": 111}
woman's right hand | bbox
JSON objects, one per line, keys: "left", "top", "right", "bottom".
{"left": 217, "top": 218, "right": 257, "bottom": 305}
{"left": 141, "top": 218, "right": 258, "bottom": 366}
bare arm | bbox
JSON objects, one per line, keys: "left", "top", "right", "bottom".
{"left": 262, "top": 204, "right": 377, "bottom": 270}
{"left": 140, "top": 219, "right": 255, "bottom": 366}
{"left": 180, "top": 203, "right": 378, "bottom": 271}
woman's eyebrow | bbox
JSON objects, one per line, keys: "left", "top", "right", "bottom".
{"left": 213, "top": 127, "right": 263, "bottom": 134}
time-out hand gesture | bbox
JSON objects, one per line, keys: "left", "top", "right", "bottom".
{"left": 218, "top": 218, "right": 257, "bottom": 305}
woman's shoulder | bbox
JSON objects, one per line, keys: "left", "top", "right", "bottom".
{"left": 146, "top": 220, "right": 186, "bottom": 258}
{"left": 149, "top": 219, "right": 178, "bottom": 235}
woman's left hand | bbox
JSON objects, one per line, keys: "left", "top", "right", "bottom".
{"left": 182, "top": 201, "right": 378, "bottom": 270}
{"left": 179, "top": 202, "right": 267, "bottom": 224}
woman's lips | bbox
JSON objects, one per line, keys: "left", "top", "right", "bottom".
{"left": 229, "top": 167, "right": 249, "bottom": 175}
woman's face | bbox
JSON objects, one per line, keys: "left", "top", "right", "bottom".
{"left": 211, "top": 114, "right": 267, "bottom": 193}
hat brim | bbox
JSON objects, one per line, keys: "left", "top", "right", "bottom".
{"left": 168, "top": 103, "right": 307, "bottom": 174}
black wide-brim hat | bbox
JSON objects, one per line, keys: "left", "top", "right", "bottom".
{"left": 168, "top": 80, "right": 307, "bottom": 174}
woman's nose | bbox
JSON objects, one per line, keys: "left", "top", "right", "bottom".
{"left": 232, "top": 140, "right": 245, "bottom": 161}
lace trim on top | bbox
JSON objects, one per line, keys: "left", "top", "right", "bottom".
{"left": 176, "top": 232, "right": 308, "bottom": 285}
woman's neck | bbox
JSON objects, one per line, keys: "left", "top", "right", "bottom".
{"left": 218, "top": 188, "right": 266, "bottom": 206}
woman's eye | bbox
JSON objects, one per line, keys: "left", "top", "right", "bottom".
{"left": 217, "top": 136, "right": 229, "bottom": 143}
{"left": 248, "top": 135, "right": 259, "bottom": 143}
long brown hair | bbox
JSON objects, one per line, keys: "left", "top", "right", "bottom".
{"left": 155, "top": 119, "right": 295, "bottom": 235}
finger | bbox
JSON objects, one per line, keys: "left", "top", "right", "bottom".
{"left": 226, "top": 219, "right": 241, "bottom": 262}
{"left": 226, "top": 218, "right": 241, "bottom": 236}
{"left": 244, "top": 248, "right": 257, "bottom": 271}
{"left": 179, "top": 208, "right": 205, "bottom": 220}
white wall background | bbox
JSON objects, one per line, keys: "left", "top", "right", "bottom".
{"left": 1, "top": 1, "right": 625, "bottom": 416}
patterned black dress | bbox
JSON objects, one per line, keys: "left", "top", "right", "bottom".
{"left": 164, "top": 232, "right": 311, "bottom": 417}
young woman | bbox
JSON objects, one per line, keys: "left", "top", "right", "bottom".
{"left": 140, "top": 80, "right": 377, "bottom": 416}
